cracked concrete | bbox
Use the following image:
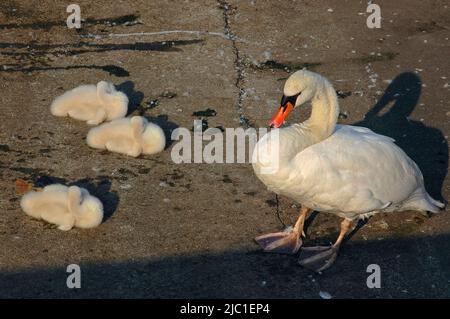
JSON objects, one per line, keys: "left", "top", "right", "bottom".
{"left": 217, "top": 0, "right": 249, "bottom": 128}
{"left": 0, "top": 0, "right": 449, "bottom": 298}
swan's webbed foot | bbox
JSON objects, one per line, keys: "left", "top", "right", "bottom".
{"left": 298, "top": 218, "right": 353, "bottom": 273}
{"left": 298, "top": 245, "right": 339, "bottom": 273}
{"left": 58, "top": 224, "right": 73, "bottom": 231}
{"left": 126, "top": 149, "right": 141, "bottom": 157}
{"left": 255, "top": 206, "right": 310, "bottom": 254}
{"left": 87, "top": 119, "right": 101, "bottom": 125}
{"left": 87, "top": 109, "right": 106, "bottom": 125}
{"left": 255, "top": 230, "right": 302, "bottom": 254}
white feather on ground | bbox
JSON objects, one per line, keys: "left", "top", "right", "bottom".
{"left": 50, "top": 81, "right": 128, "bottom": 125}
{"left": 86, "top": 115, "right": 166, "bottom": 157}
{"left": 20, "top": 184, "right": 104, "bottom": 231}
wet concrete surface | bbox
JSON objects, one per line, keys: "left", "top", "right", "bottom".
{"left": 0, "top": 0, "right": 449, "bottom": 298}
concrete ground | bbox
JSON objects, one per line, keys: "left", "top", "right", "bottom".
{"left": 0, "top": 0, "right": 449, "bottom": 298}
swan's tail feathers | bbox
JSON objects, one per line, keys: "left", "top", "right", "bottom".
{"left": 409, "top": 191, "right": 445, "bottom": 213}
{"left": 427, "top": 194, "right": 445, "bottom": 211}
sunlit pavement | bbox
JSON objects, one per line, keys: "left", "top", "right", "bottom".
{"left": 0, "top": 0, "right": 449, "bottom": 298}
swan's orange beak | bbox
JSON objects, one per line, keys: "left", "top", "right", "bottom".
{"left": 269, "top": 102, "right": 294, "bottom": 128}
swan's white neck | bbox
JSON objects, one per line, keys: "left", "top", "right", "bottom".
{"left": 301, "top": 80, "right": 339, "bottom": 143}
{"left": 253, "top": 73, "right": 340, "bottom": 183}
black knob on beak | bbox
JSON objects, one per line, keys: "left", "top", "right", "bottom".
{"left": 280, "top": 92, "right": 301, "bottom": 107}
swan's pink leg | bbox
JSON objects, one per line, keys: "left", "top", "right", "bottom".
{"left": 298, "top": 218, "right": 352, "bottom": 272}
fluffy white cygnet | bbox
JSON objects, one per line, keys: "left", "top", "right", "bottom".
{"left": 20, "top": 184, "right": 104, "bottom": 231}
{"left": 86, "top": 116, "right": 166, "bottom": 157}
{"left": 50, "top": 81, "right": 128, "bottom": 125}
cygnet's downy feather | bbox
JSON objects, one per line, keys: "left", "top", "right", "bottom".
{"left": 20, "top": 184, "right": 104, "bottom": 231}
{"left": 50, "top": 81, "right": 128, "bottom": 125}
{"left": 86, "top": 116, "right": 166, "bottom": 157}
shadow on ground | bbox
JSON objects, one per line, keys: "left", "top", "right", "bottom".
{"left": 116, "top": 80, "right": 144, "bottom": 115}
{"left": 1, "top": 234, "right": 449, "bottom": 298}
{"left": 147, "top": 114, "right": 179, "bottom": 148}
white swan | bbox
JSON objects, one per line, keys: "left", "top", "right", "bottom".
{"left": 86, "top": 116, "right": 166, "bottom": 157}
{"left": 50, "top": 81, "right": 128, "bottom": 125}
{"left": 252, "top": 70, "right": 444, "bottom": 272}
{"left": 21, "top": 184, "right": 104, "bottom": 231}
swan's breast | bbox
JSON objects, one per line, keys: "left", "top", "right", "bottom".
{"left": 252, "top": 127, "right": 310, "bottom": 191}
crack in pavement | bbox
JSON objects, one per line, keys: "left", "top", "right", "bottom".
{"left": 217, "top": 0, "right": 250, "bottom": 128}
{"left": 216, "top": 1, "right": 284, "bottom": 228}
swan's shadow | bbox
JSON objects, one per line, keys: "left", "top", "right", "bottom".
{"left": 355, "top": 72, "right": 448, "bottom": 203}
{"left": 34, "top": 176, "right": 119, "bottom": 222}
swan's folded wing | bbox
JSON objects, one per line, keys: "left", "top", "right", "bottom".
{"left": 287, "top": 125, "right": 420, "bottom": 214}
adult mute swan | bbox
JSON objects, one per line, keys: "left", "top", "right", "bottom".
{"left": 252, "top": 69, "right": 444, "bottom": 272}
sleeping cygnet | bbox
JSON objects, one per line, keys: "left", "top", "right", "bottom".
{"left": 86, "top": 116, "right": 166, "bottom": 157}
{"left": 20, "top": 184, "right": 103, "bottom": 231}
{"left": 50, "top": 81, "right": 128, "bottom": 125}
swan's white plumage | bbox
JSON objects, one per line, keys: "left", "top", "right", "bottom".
{"left": 253, "top": 70, "right": 444, "bottom": 220}
{"left": 20, "top": 184, "right": 103, "bottom": 230}
{"left": 50, "top": 81, "right": 128, "bottom": 125}
{"left": 86, "top": 116, "right": 166, "bottom": 157}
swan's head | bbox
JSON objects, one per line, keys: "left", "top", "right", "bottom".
{"left": 76, "top": 195, "right": 104, "bottom": 229}
{"left": 141, "top": 123, "right": 166, "bottom": 155}
{"left": 96, "top": 81, "right": 129, "bottom": 120}
{"left": 269, "top": 69, "right": 320, "bottom": 128}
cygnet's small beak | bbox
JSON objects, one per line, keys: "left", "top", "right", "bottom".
{"left": 269, "top": 102, "right": 294, "bottom": 128}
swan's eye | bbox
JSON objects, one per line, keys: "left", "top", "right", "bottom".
{"left": 280, "top": 92, "right": 301, "bottom": 108}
